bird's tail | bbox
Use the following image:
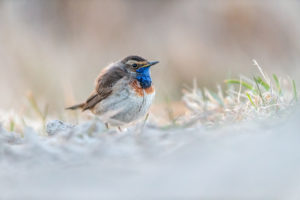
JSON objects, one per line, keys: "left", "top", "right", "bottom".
{"left": 65, "top": 103, "right": 85, "bottom": 110}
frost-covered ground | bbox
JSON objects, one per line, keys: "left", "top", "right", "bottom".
{"left": 1, "top": 67, "right": 299, "bottom": 199}
{"left": 1, "top": 107, "right": 300, "bottom": 200}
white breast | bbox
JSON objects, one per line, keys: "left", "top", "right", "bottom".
{"left": 92, "top": 78, "right": 155, "bottom": 126}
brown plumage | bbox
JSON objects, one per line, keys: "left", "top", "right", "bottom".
{"left": 66, "top": 64, "right": 127, "bottom": 111}
{"left": 66, "top": 55, "right": 158, "bottom": 127}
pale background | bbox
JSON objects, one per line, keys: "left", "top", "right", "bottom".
{"left": 0, "top": 0, "right": 300, "bottom": 111}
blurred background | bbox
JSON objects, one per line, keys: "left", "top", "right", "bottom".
{"left": 0, "top": 0, "right": 300, "bottom": 113}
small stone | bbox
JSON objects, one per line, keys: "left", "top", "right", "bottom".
{"left": 46, "top": 120, "right": 74, "bottom": 136}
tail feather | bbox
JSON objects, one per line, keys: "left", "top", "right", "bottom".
{"left": 65, "top": 103, "right": 85, "bottom": 110}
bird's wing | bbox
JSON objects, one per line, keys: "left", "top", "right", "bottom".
{"left": 82, "top": 66, "right": 127, "bottom": 111}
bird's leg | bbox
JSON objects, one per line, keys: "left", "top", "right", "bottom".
{"left": 140, "top": 113, "right": 150, "bottom": 131}
{"left": 144, "top": 113, "right": 150, "bottom": 122}
{"left": 118, "top": 126, "right": 123, "bottom": 132}
{"left": 105, "top": 123, "right": 109, "bottom": 129}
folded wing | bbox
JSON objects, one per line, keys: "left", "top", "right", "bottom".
{"left": 67, "top": 65, "right": 127, "bottom": 111}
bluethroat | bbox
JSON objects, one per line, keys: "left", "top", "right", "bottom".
{"left": 67, "top": 55, "right": 159, "bottom": 128}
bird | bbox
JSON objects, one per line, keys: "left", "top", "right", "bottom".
{"left": 66, "top": 55, "right": 159, "bottom": 129}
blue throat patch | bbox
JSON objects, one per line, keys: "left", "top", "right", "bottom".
{"left": 136, "top": 67, "right": 152, "bottom": 89}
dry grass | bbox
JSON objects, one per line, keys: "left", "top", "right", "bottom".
{"left": 182, "top": 60, "right": 298, "bottom": 127}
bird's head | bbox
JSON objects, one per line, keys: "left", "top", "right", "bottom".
{"left": 121, "top": 55, "right": 159, "bottom": 74}
{"left": 121, "top": 55, "right": 159, "bottom": 88}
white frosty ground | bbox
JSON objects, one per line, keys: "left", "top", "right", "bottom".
{"left": 1, "top": 108, "right": 300, "bottom": 200}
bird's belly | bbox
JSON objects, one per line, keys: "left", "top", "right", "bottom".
{"left": 92, "top": 86, "right": 155, "bottom": 126}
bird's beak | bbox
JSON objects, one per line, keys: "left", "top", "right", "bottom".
{"left": 142, "top": 61, "right": 159, "bottom": 68}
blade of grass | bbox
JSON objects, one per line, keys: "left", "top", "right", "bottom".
{"left": 256, "top": 76, "right": 270, "bottom": 91}
{"left": 9, "top": 119, "right": 15, "bottom": 132}
{"left": 43, "top": 105, "right": 49, "bottom": 120}
{"left": 237, "top": 78, "right": 242, "bottom": 103}
{"left": 253, "top": 59, "right": 270, "bottom": 83}
{"left": 27, "top": 92, "right": 44, "bottom": 120}
{"left": 254, "top": 76, "right": 265, "bottom": 105}
{"left": 273, "top": 74, "right": 282, "bottom": 95}
{"left": 217, "top": 85, "right": 225, "bottom": 103}
{"left": 246, "top": 92, "right": 257, "bottom": 109}
{"left": 27, "top": 92, "right": 48, "bottom": 131}
{"left": 205, "top": 88, "right": 224, "bottom": 107}
{"left": 292, "top": 80, "right": 298, "bottom": 101}
{"left": 225, "top": 79, "right": 257, "bottom": 92}
{"left": 21, "top": 117, "right": 27, "bottom": 127}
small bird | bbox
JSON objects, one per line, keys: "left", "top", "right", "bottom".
{"left": 66, "top": 55, "right": 159, "bottom": 128}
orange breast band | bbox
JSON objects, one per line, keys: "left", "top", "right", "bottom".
{"left": 130, "top": 80, "right": 155, "bottom": 97}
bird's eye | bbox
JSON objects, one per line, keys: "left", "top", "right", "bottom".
{"left": 132, "top": 63, "right": 138, "bottom": 68}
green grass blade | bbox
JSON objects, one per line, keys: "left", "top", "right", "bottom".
{"left": 256, "top": 76, "right": 270, "bottom": 91}
{"left": 254, "top": 76, "right": 265, "bottom": 105}
{"left": 27, "top": 93, "right": 44, "bottom": 120}
{"left": 292, "top": 80, "right": 298, "bottom": 101}
{"left": 225, "top": 79, "right": 257, "bottom": 92}
{"left": 246, "top": 93, "right": 256, "bottom": 109}
{"left": 43, "top": 105, "right": 49, "bottom": 120}
{"left": 273, "top": 74, "right": 282, "bottom": 95}
{"left": 10, "top": 119, "right": 15, "bottom": 132}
